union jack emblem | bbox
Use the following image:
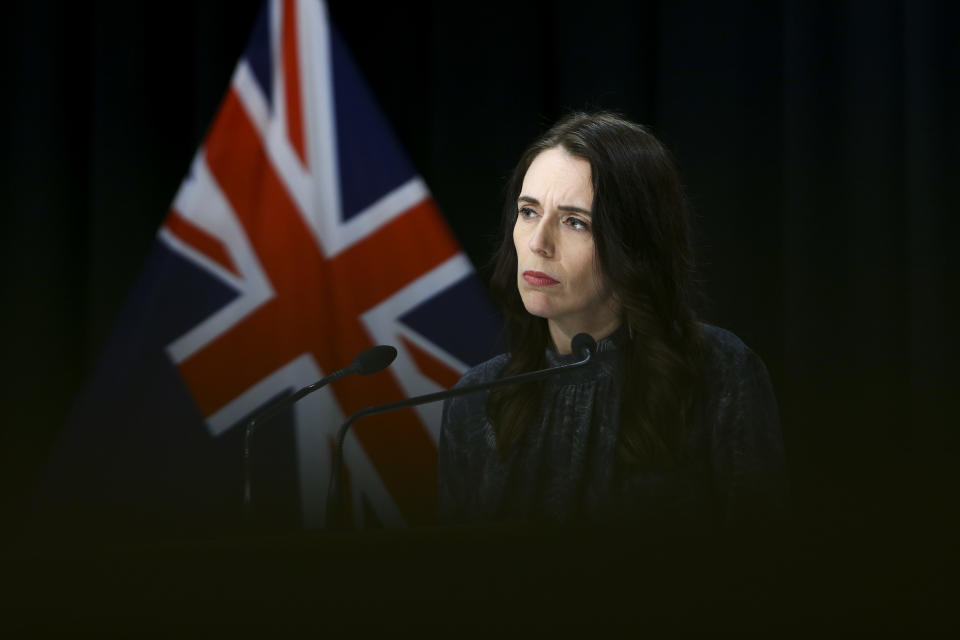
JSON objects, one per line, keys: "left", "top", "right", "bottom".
{"left": 153, "top": 0, "right": 499, "bottom": 528}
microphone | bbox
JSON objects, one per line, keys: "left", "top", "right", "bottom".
{"left": 353, "top": 345, "right": 400, "bottom": 376}
{"left": 325, "top": 333, "right": 598, "bottom": 529}
{"left": 571, "top": 332, "right": 595, "bottom": 360}
{"left": 243, "top": 344, "right": 397, "bottom": 520}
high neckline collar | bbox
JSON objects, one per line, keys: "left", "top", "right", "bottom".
{"left": 544, "top": 323, "right": 628, "bottom": 367}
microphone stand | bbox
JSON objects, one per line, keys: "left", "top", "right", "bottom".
{"left": 326, "top": 341, "right": 597, "bottom": 529}
{"left": 243, "top": 368, "right": 354, "bottom": 523}
{"left": 243, "top": 345, "right": 397, "bottom": 524}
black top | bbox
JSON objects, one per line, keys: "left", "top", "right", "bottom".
{"left": 437, "top": 324, "right": 787, "bottom": 531}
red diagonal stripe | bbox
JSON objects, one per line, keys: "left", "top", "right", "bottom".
{"left": 176, "top": 87, "right": 441, "bottom": 523}
{"left": 330, "top": 199, "right": 460, "bottom": 311}
{"left": 165, "top": 209, "right": 240, "bottom": 278}
{"left": 283, "top": 0, "right": 307, "bottom": 168}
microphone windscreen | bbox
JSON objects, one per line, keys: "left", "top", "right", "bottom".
{"left": 354, "top": 345, "right": 398, "bottom": 375}
{"left": 571, "top": 333, "right": 596, "bottom": 359}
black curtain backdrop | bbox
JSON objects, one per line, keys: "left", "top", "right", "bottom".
{"left": 2, "top": 0, "right": 957, "bottom": 627}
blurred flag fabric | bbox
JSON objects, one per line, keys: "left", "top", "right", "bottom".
{"left": 39, "top": 0, "right": 500, "bottom": 531}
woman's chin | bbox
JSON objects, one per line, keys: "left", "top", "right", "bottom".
{"left": 522, "top": 306, "right": 556, "bottom": 321}
{"left": 520, "top": 290, "right": 560, "bottom": 316}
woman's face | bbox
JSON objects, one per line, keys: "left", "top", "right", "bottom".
{"left": 513, "top": 147, "right": 620, "bottom": 344}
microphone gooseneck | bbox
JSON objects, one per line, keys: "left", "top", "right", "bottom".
{"left": 243, "top": 344, "right": 398, "bottom": 522}
{"left": 325, "top": 333, "right": 598, "bottom": 529}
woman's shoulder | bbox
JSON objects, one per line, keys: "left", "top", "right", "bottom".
{"left": 699, "top": 322, "right": 749, "bottom": 352}
{"left": 453, "top": 352, "right": 510, "bottom": 389}
{"left": 695, "top": 322, "right": 778, "bottom": 412}
{"left": 440, "top": 353, "right": 509, "bottom": 440}
{"left": 698, "top": 323, "right": 761, "bottom": 366}
{"left": 442, "top": 353, "right": 509, "bottom": 419}
{"left": 696, "top": 323, "right": 773, "bottom": 387}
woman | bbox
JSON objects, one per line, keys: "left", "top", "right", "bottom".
{"left": 438, "top": 112, "right": 786, "bottom": 531}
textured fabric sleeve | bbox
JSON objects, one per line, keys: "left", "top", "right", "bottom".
{"left": 710, "top": 345, "right": 789, "bottom": 531}
{"left": 435, "top": 356, "right": 504, "bottom": 525}
{"left": 437, "top": 394, "right": 468, "bottom": 525}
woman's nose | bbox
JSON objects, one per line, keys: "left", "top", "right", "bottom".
{"left": 527, "top": 218, "right": 554, "bottom": 257}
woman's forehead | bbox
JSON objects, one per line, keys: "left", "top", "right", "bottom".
{"left": 520, "top": 147, "right": 593, "bottom": 209}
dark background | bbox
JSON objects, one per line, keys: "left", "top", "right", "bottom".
{"left": 1, "top": 0, "right": 957, "bottom": 628}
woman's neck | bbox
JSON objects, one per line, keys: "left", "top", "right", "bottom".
{"left": 547, "top": 316, "right": 622, "bottom": 354}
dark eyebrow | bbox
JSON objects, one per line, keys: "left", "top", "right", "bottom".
{"left": 518, "top": 195, "right": 592, "bottom": 217}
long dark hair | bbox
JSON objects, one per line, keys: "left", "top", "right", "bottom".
{"left": 487, "top": 111, "right": 703, "bottom": 468}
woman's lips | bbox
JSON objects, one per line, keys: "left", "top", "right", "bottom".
{"left": 522, "top": 270, "right": 560, "bottom": 287}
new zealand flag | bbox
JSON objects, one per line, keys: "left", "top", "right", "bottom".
{"left": 39, "top": 0, "right": 501, "bottom": 532}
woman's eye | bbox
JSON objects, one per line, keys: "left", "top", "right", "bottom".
{"left": 518, "top": 206, "right": 538, "bottom": 219}
{"left": 564, "top": 216, "right": 589, "bottom": 231}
